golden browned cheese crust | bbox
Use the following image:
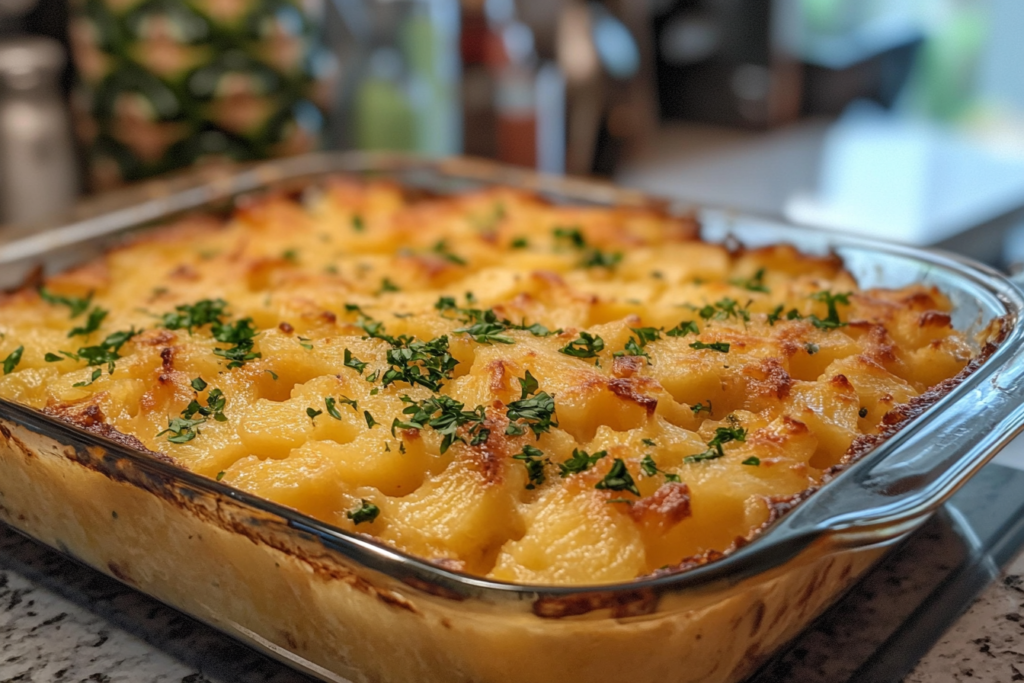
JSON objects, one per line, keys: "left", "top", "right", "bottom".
{"left": 0, "top": 181, "right": 975, "bottom": 585}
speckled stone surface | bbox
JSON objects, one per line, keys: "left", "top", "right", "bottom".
{"left": 903, "top": 552, "right": 1024, "bottom": 683}
{"left": 0, "top": 527, "right": 313, "bottom": 683}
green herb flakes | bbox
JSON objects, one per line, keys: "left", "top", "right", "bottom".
{"left": 68, "top": 307, "right": 108, "bottom": 338}
{"left": 685, "top": 423, "right": 748, "bottom": 463}
{"left": 432, "top": 240, "right": 467, "bottom": 266}
{"left": 2, "top": 346, "right": 23, "bottom": 374}
{"left": 212, "top": 318, "right": 260, "bottom": 369}
{"left": 157, "top": 416, "right": 207, "bottom": 444}
{"left": 347, "top": 499, "right": 379, "bottom": 525}
{"left": 559, "top": 448, "right": 606, "bottom": 477}
{"left": 690, "top": 341, "right": 730, "bottom": 353}
{"left": 595, "top": 458, "right": 640, "bottom": 496}
{"left": 559, "top": 331, "right": 605, "bottom": 359}
{"left": 39, "top": 288, "right": 93, "bottom": 317}
{"left": 162, "top": 298, "right": 228, "bottom": 333}
{"left": 809, "top": 291, "right": 851, "bottom": 329}
{"left": 731, "top": 268, "right": 769, "bottom": 293}
{"left": 513, "top": 445, "right": 548, "bottom": 489}
{"left": 392, "top": 395, "right": 488, "bottom": 453}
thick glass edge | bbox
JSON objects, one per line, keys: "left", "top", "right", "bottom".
{"left": 2, "top": 152, "right": 1023, "bottom": 603}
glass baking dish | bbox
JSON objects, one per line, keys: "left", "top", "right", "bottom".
{"left": 2, "top": 153, "right": 1024, "bottom": 683}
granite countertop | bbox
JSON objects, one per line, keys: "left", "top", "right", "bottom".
{"left": 905, "top": 565, "right": 1024, "bottom": 683}
{"left": 4, "top": 459, "right": 1024, "bottom": 683}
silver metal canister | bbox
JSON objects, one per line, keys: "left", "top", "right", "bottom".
{"left": 0, "top": 36, "right": 78, "bottom": 227}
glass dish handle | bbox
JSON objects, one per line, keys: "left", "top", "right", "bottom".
{"left": 774, "top": 339, "right": 1024, "bottom": 549}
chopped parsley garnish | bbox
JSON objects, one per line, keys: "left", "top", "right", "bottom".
{"left": 364, "top": 411, "right": 379, "bottom": 429}
{"left": 211, "top": 318, "right": 261, "bottom": 369}
{"left": 559, "top": 331, "right": 605, "bottom": 359}
{"left": 809, "top": 290, "right": 851, "bottom": 329}
{"left": 731, "top": 268, "right": 769, "bottom": 293}
{"left": 76, "top": 327, "right": 139, "bottom": 373}
{"left": 552, "top": 226, "right": 586, "bottom": 249}
{"left": 377, "top": 277, "right": 400, "bottom": 294}
{"left": 558, "top": 448, "right": 606, "bottom": 477}
{"left": 344, "top": 349, "right": 368, "bottom": 375}
{"left": 614, "top": 326, "right": 661, "bottom": 362}
{"left": 517, "top": 370, "right": 539, "bottom": 399}
{"left": 391, "top": 395, "right": 488, "bottom": 453}
{"left": 351, "top": 214, "right": 365, "bottom": 232}
{"left": 696, "top": 298, "right": 750, "bottom": 323}
{"left": 281, "top": 249, "right": 299, "bottom": 263}
{"left": 691, "top": 400, "right": 713, "bottom": 416}
{"left": 265, "top": 370, "right": 279, "bottom": 380}
{"left": 690, "top": 340, "right": 730, "bottom": 353}
{"left": 685, "top": 423, "right": 748, "bottom": 463}
{"left": 639, "top": 454, "right": 658, "bottom": 477}
{"left": 441, "top": 304, "right": 556, "bottom": 342}
{"left": 2, "top": 346, "right": 23, "bottom": 374}
{"left": 667, "top": 321, "right": 699, "bottom": 337}
{"left": 380, "top": 335, "right": 459, "bottom": 392}
{"left": 158, "top": 375, "right": 227, "bottom": 443}
{"left": 742, "top": 456, "right": 761, "bottom": 466}
{"left": 510, "top": 237, "right": 529, "bottom": 249}
{"left": 216, "top": 471, "right": 226, "bottom": 481}
{"left": 297, "top": 337, "right": 313, "bottom": 350}
{"left": 631, "top": 327, "right": 662, "bottom": 345}
{"left": 44, "top": 352, "right": 63, "bottom": 362}
{"left": 505, "top": 377, "right": 558, "bottom": 439}
{"left": 432, "top": 240, "right": 467, "bottom": 266}
{"left": 640, "top": 454, "right": 682, "bottom": 482}
{"left": 581, "top": 249, "right": 623, "bottom": 269}
{"left": 182, "top": 380, "right": 227, "bottom": 423}
{"left": 68, "top": 307, "right": 108, "bottom": 338}
{"left": 325, "top": 396, "right": 357, "bottom": 420}
{"left": 595, "top": 458, "right": 640, "bottom": 496}
{"left": 766, "top": 305, "right": 785, "bottom": 326}
{"left": 39, "top": 288, "right": 93, "bottom": 317}
{"left": 513, "top": 445, "right": 548, "bottom": 489}
{"left": 805, "top": 342, "right": 820, "bottom": 355}
{"left": 161, "top": 298, "right": 228, "bottom": 333}
{"left": 347, "top": 499, "right": 379, "bottom": 524}
{"left": 456, "top": 320, "right": 514, "bottom": 345}
{"left": 859, "top": 407, "right": 868, "bottom": 418}
{"left": 344, "top": 303, "right": 367, "bottom": 317}
{"left": 642, "top": 438, "right": 657, "bottom": 447}
{"left": 307, "top": 407, "right": 323, "bottom": 422}
{"left": 434, "top": 296, "right": 457, "bottom": 312}
{"left": 614, "top": 336, "right": 649, "bottom": 362}
{"left": 73, "top": 368, "right": 102, "bottom": 387}
{"left": 157, "top": 417, "right": 207, "bottom": 444}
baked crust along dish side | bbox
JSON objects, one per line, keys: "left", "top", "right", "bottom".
{"left": 0, "top": 180, "right": 977, "bottom": 585}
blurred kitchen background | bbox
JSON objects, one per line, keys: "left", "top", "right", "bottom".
{"left": 3, "top": 0, "right": 1024, "bottom": 269}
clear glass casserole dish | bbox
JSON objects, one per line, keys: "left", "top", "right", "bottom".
{"left": 1, "top": 153, "right": 1024, "bottom": 683}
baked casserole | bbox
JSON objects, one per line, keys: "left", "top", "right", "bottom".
{"left": 0, "top": 179, "right": 978, "bottom": 588}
